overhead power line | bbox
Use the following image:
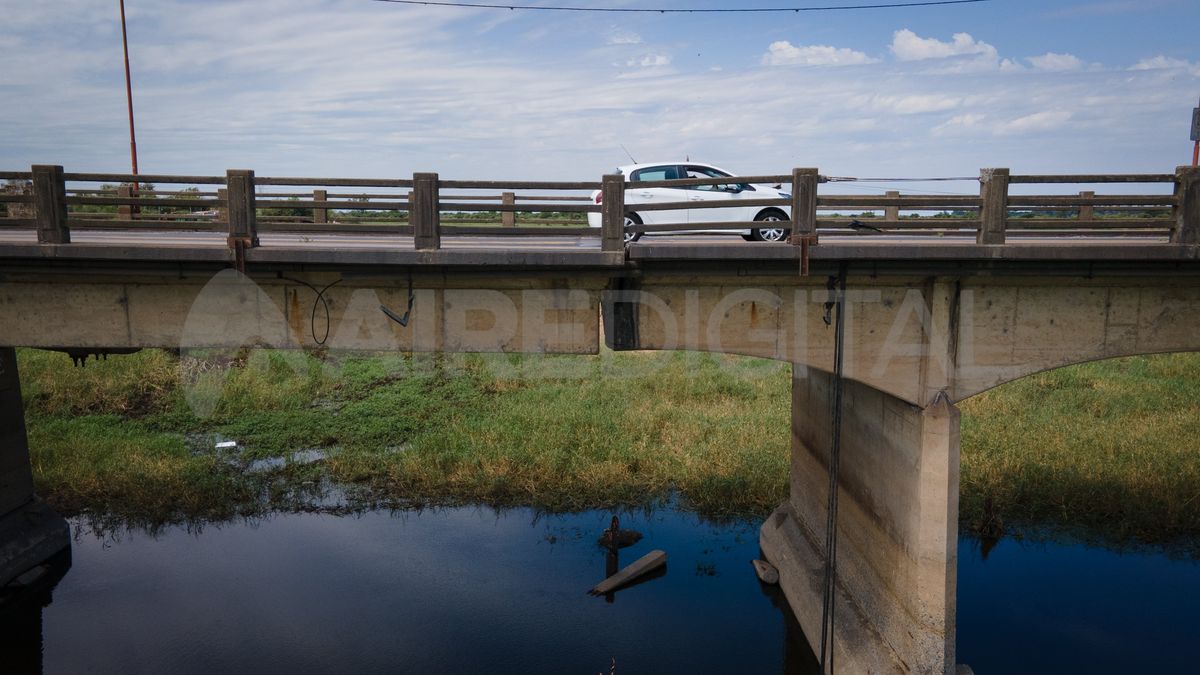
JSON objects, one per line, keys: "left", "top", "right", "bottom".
{"left": 371, "top": 0, "right": 990, "bottom": 13}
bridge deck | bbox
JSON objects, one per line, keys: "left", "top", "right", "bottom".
{"left": 0, "top": 231, "right": 1192, "bottom": 268}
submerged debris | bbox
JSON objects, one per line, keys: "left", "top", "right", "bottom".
{"left": 597, "top": 516, "right": 642, "bottom": 550}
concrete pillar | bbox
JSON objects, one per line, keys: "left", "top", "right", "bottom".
{"left": 761, "top": 366, "right": 960, "bottom": 674}
{"left": 0, "top": 348, "right": 33, "bottom": 518}
{"left": 0, "top": 347, "right": 70, "bottom": 588}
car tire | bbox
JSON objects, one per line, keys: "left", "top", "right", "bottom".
{"left": 624, "top": 214, "right": 643, "bottom": 243}
{"left": 751, "top": 210, "right": 790, "bottom": 242}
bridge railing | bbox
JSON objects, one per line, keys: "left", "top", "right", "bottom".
{"left": 616, "top": 167, "right": 1195, "bottom": 245}
{"left": 2, "top": 165, "right": 1197, "bottom": 253}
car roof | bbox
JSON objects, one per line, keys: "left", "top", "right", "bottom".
{"left": 617, "top": 161, "right": 732, "bottom": 175}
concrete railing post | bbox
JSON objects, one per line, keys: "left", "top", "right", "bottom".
{"left": 31, "top": 165, "right": 69, "bottom": 244}
{"left": 117, "top": 185, "right": 133, "bottom": 220}
{"left": 501, "top": 191, "right": 515, "bottom": 227}
{"left": 791, "top": 168, "right": 819, "bottom": 240}
{"left": 1078, "top": 190, "right": 1094, "bottom": 222}
{"left": 1173, "top": 165, "right": 1200, "bottom": 245}
{"left": 412, "top": 172, "right": 441, "bottom": 250}
{"left": 225, "top": 169, "right": 259, "bottom": 247}
{"left": 978, "top": 167, "right": 1009, "bottom": 245}
{"left": 313, "top": 189, "right": 327, "bottom": 224}
{"left": 600, "top": 173, "right": 625, "bottom": 251}
{"left": 885, "top": 190, "right": 900, "bottom": 221}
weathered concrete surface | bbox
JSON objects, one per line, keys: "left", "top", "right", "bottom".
{"left": 761, "top": 367, "right": 960, "bottom": 675}
{"left": 0, "top": 270, "right": 603, "bottom": 354}
{"left": 619, "top": 273, "right": 1200, "bottom": 405}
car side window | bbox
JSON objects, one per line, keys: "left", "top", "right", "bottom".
{"left": 682, "top": 165, "right": 750, "bottom": 192}
{"left": 683, "top": 167, "right": 720, "bottom": 191}
{"left": 631, "top": 166, "right": 679, "bottom": 182}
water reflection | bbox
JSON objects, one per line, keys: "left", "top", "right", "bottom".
{"left": 6, "top": 506, "right": 1192, "bottom": 674}
{"left": 0, "top": 549, "right": 71, "bottom": 674}
{"left": 26, "top": 507, "right": 817, "bottom": 674}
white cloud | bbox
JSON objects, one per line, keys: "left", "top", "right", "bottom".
{"left": 995, "top": 110, "right": 1073, "bottom": 135}
{"left": 2, "top": 1, "right": 1197, "bottom": 183}
{"left": 1130, "top": 55, "right": 1200, "bottom": 74}
{"left": 628, "top": 54, "right": 670, "bottom": 68}
{"left": 932, "top": 113, "right": 986, "bottom": 135}
{"left": 1027, "top": 52, "right": 1084, "bottom": 71}
{"left": 890, "top": 29, "right": 997, "bottom": 61}
{"left": 761, "top": 41, "right": 877, "bottom": 67}
{"left": 870, "top": 94, "right": 961, "bottom": 114}
{"left": 607, "top": 30, "right": 642, "bottom": 45}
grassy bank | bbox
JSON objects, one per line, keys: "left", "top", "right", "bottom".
{"left": 16, "top": 348, "right": 1200, "bottom": 548}
{"left": 18, "top": 349, "right": 791, "bottom": 523}
{"left": 959, "top": 353, "right": 1200, "bottom": 547}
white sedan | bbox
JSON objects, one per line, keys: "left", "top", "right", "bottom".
{"left": 587, "top": 162, "right": 792, "bottom": 243}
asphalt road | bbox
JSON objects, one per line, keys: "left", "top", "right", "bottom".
{"left": 0, "top": 230, "right": 1172, "bottom": 249}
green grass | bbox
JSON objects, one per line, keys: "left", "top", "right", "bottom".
{"left": 18, "top": 349, "right": 790, "bottom": 522}
{"left": 17, "top": 347, "right": 1200, "bottom": 549}
{"left": 959, "top": 353, "right": 1200, "bottom": 546}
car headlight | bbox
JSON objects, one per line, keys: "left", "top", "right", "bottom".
{"left": 777, "top": 192, "right": 791, "bottom": 200}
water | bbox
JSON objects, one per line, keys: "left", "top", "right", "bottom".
{"left": 11, "top": 507, "right": 818, "bottom": 674}
{"left": 4, "top": 507, "right": 1197, "bottom": 673}
{"left": 957, "top": 536, "right": 1200, "bottom": 673}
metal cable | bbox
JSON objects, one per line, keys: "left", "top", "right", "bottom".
{"left": 824, "top": 176, "right": 978, "bottom": 182}
{"left": 818, "top": 263, "right": 848, "bottom": 674}
{"left": 372, "top": 0, "right": 990, "bottom": 12}
{"left": 280, "top": 276, "right": 343, "bottom": 345}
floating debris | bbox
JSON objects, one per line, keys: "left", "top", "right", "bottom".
{"left": 588, "top": 550, "right": 667, "bottom": 596}
{"left": 752, "top": 559, "right": 778, "bottom": 585}
{"left": 215, "top": 441, "right": 238, "bottom": 450}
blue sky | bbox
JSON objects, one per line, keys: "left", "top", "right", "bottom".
{"left": 2, "top": 0, "right": 1199, "bottom": 184}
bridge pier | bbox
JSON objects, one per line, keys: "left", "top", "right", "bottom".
{"left": 0, "top": 348, "right": 70, "bottom": 590}
{"left": 761, "top": 366, "right": 959, "bottom": 674}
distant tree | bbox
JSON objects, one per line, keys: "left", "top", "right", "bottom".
{"left": 1, "top": 179, "right": 34, "bottom": 218}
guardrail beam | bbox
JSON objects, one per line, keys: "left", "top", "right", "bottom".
{"left": 31, "top": 165, "right": 69, "bottom": 244}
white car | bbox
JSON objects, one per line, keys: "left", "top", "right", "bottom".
{"left": 587, "top": 162, "right": 792, "bottom": 243}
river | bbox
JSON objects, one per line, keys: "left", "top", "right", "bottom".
{"left": 2, "top": 506, "right": 1195, "bottom": 673}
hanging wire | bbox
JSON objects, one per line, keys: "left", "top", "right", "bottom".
{"left": 371, "top": 0, "right": 991, "bottom": 12}
{"left": 280, "top": 277, "right": 343, "bottom": 345}
{"left": 818, "top": 263, "right": 848, "bottom": 674}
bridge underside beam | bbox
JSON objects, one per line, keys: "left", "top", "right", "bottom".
{"left": 0, "top": 270, "right": 603, "bottom": 354}
{"left": 761, "top": 366, "right": 960, "bottom": 674}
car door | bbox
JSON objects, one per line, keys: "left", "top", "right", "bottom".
{"left": 626, "top": 165, "right": 688, "bottom": 227}
{"left": 682, "top": 165, "right": 755, "bottom": 233}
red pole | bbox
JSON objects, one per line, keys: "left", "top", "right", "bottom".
{"left": 119, "top": 0, "right": 139, "bottom": 192}
{"left": 1193, "top": 141, "right": 1198, "bottom": 167}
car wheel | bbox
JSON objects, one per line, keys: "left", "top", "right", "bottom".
{"left": 751, "top": 210, "right": 789, "bottom": 242}
{"left": 624, "top": 214, "right": 643, "bottom": 243}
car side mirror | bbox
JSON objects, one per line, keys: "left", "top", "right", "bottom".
{"left": 723, "top": 185, "right": 742, "bottom": 193}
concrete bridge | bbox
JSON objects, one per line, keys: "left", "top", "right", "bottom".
{"left": 2, "top": 164, "right": 1199, "bottom": 673}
